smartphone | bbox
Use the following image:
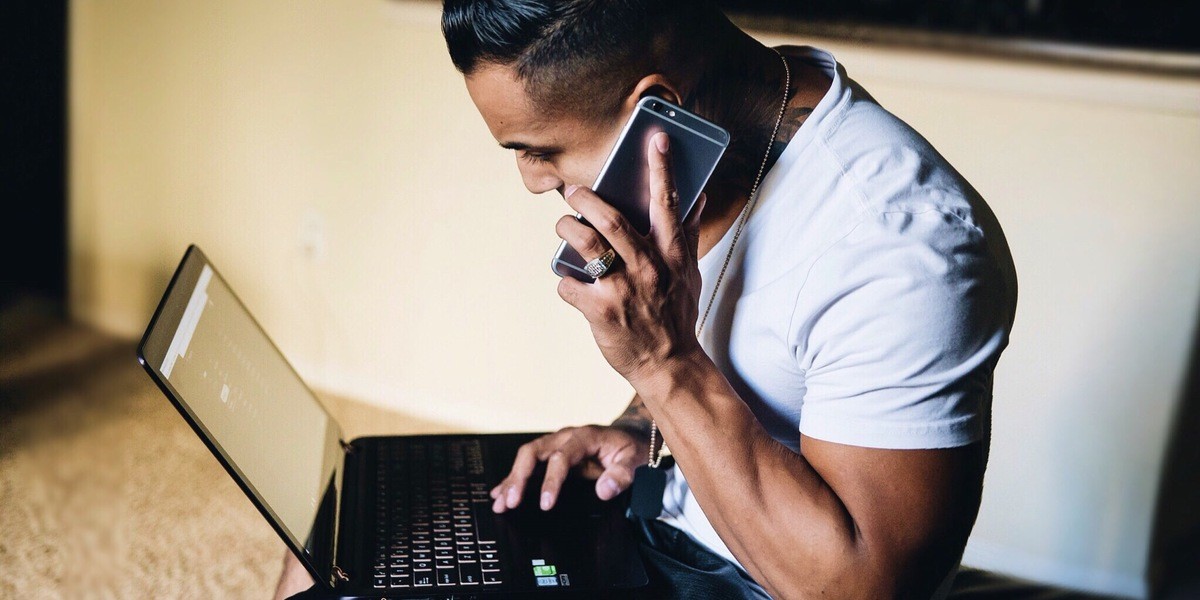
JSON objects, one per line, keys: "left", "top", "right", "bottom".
{"left": 551, "top": 95, "right": 730, "bottom": 282}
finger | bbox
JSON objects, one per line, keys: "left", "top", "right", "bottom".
{"left": 556, "top": 214, "right": 611, "bottom": 262}
{"left": 576, "top": 458, "right": 607, "bottom": 480}
{"left": 539, "top": 450, "right": 574, "bottom": 510}
{"left": 646, "top": 132, "right": 686, "bottom": 264}
{"left": 558, "top": 276, "right": 616, "bottom": 326}
{"left": 491, "top": 439, "right": 542, "bottom": 513}
{"left": 684, "top": 193, "right": 707, "bottom": 261}
{"left": 564, "top": 185, "right": 648, "bottom": 269}
{"left": 595, "top": 434, "right": 642, "bottom": 500}
{"left": 536, "top": 430, "right": 590, "bottom": 510}
{"left": 556, "top": 275, "right": 585, "bottom": 311}
{"left": 595, "top": 462, "right": 637, "bottom": 501}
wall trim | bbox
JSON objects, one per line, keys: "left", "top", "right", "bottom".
{"left": 962, "top": 538, "right": 1148, "bottom": 599}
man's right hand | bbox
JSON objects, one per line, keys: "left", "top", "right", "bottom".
{"left": 489, "top": 424, "right": 648, "bottom": 513}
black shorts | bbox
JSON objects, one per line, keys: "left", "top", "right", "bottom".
{"left": 628, "top": 516, "right": 772, "bottom": 600}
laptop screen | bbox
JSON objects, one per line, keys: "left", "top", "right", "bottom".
{"left": 138, "top": 247, "right": 343, "bottom": 578}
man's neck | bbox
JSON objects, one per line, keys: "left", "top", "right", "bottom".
{"left": 689, "top": 38, "right": 828, "bottom": 259}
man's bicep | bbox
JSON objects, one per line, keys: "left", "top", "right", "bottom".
{"left": 800, "top": 434, "right": 985, "bottom": 596}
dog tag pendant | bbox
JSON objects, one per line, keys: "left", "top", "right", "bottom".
{"left": 628, "top": 465, "right": 667, "bottom": 519}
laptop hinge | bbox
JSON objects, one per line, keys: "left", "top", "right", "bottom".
{"left": 332, "top": 565, "right": 350, "bottom": 584}
{"left": 330, "top": 439, "right": 357, "bottom": 588}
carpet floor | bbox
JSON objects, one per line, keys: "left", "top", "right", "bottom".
{"left": 0, "top": 299, "right": 450, "bottom": 599}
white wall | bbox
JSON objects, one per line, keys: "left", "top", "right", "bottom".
{"left": 70, "top": 1, "right": 1200, "bottom": 597}
{"left": 69, "top": 0, "right": 637, "bottom": 433}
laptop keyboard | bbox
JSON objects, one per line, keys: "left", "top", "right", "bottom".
{"left": 371, "top": 438, "right": 501, "bottom": 590}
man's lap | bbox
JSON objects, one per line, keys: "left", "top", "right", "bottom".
{"left": 629, "top": 516, "right": 772, "bottom": 600}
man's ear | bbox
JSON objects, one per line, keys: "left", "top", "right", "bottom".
{"left": 622, "top": 74, "right": 683, "bottom": 112}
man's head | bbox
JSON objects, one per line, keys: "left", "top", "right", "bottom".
{"left": 442, "top": 0, "right": 730, "bottom": 122}
{"left": 442, "top": 0, "right": 732, "bottom": 196}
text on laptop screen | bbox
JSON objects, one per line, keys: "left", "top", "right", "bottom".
{"left": 160, "top": 264, "right": 341, "bottom": 551}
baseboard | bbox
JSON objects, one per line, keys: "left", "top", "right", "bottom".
{"left": 962, "top": 538, "right": 1148, "bottom": 599}
{"left": 70, "top": 301, "right": 145, "bottom": 341}
{"left": 294, "top": 358, "right": 486, "bottom": 432}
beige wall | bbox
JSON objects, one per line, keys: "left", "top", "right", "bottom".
{"left": 70, "top": 1, "right": 1200, "bottom": 597}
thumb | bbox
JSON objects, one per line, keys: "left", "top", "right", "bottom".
{"left": 595, "top": 463, "right": 636, "bottom": 500}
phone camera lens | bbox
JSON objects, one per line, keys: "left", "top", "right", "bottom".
{"left": 650, "top": 101, "right": 660, "bottom": 110}
{"left": 668, "top": 110, "right": 676, "bottom": 117}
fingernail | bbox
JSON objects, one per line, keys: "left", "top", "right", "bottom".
{"left": 655, "top": 132, "right": 669, "bottom": 154}
{"left": 506, "top": 486, "right": 519, "bottom": 507}
{"left": 565, "top": 184, "right": 579, "bottom": 197}
{"left": 600, "top": 478, "right": 621, "bottom": 499}
{"left": 540, "top": 491, "right": 553, "bottom": 510}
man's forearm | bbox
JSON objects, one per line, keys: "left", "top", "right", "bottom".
{"left": 632, "top": 348, "right": 979, "bottom": 599}
{"left": 631, "top": 352, "right": 875, "bottom": 599}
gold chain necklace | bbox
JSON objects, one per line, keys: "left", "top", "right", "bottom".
{"left": 647, "top": 48, "right": 792, "bottom": 469}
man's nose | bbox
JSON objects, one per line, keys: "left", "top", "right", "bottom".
{"left": 521, "top": 167, "right": 563, "bottom": 196}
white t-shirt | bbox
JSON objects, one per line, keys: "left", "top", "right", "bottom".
{"left": 657, "top": 46, "right": 1018, "bottom": 596}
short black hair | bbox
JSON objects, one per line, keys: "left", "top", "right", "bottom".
{"left": 442, "top": 0, "right": 726, "bottom": 119}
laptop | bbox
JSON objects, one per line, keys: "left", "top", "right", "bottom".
{"left": 136, "top": 245, "right": 648, "bottom": 599}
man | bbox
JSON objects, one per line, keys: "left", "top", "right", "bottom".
{"left": 276, "top": 1, "right": 1016, "bottom": 598}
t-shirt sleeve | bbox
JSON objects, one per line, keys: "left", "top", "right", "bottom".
{"left": 792, "top": 208, "right": 1013, "bottom": 450}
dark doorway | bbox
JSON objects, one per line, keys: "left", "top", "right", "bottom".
{"left": 1148, "top": 299, "right": 1200, "bottom": 598}
{"left": 1, "top": 0, "right": 68, "bottom": 312}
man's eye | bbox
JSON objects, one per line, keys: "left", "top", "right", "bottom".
{"left": 520, "top": 151, "right": 551, "bottom": 164}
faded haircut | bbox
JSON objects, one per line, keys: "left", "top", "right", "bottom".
{"left": 441, "top": 0, "right": 727, "bottom": 121}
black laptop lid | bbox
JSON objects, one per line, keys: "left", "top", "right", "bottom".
{"left": 137, "top": 246, "right": 344, "bottom": 587}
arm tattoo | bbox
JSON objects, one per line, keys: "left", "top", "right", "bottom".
{"left": 611, "top": 396, "right": 653, "bottom": 440}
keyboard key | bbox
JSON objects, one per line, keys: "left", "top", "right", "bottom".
{"left": 459, "top": 562, "right": 482, "bottom": 585}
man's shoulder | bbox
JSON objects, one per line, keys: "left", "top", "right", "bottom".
{"left": 740, "top": 56, "right": 1012, "bottom": 306}
{"left": 781, "top": 95, "right": 1011, "bottom": 317}
{"left": 811, "top": 76, "right": 982, "bottom": 226}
